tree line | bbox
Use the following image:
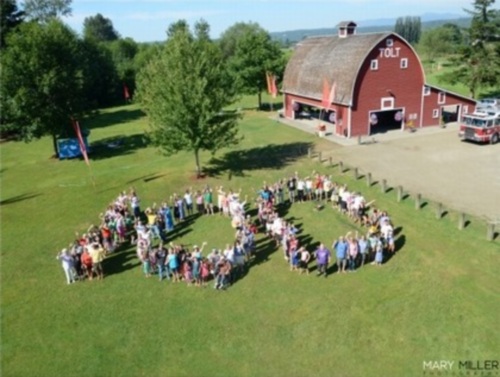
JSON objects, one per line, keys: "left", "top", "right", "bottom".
{"left": 0, "top": 0, "right": 285, "bottom": 164}
{"left": 1, "top": 0, "right": 498, "bottom": 174}
{"left": 395, "top": 1, "right": 500, "bottom": 98}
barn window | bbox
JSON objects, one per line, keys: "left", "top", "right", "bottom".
{"left": 423, "top": 86, "right": 431, "bottom": 96}
{"left": 463, "top": 105, "right": 469, "bottom": 114}
{"left": 400, "top": 58, "right": 408, "bottom": 69}
{"left": 438, "top": 92, "right": 446, "bottom": 104}
{"left": 432, "top": 109, "right": 439, "bottom": 118}
{"left": 386, "top": 38, "right": 394, "bottom": 47}
{"left": 370, "top": 59, "right": 378, "bottom": 70}
{"left": 381, "top": 97, "right": 394, "bottom": 110}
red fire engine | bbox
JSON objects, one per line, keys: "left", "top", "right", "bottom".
{"left": 458, "top": 108, "right": 500, "bottom": 144}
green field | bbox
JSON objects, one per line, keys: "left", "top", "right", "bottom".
{"left": 1, "top": 102, "right": 499, "bottom": 377}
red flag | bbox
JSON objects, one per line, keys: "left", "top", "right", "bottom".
{"left": 270, "top": 75, "right": 278, "bottom": 98}
{"left": 123, "top": 83, "right": 130, "bottom": 101}
{"left": 322, "top": 78, "right": 330, "bottom": 109}
{"left": 329, "top": 81, "right": 337, "bottom": 105}
{"left": 265, "top": 72, "right": 272, "bottom": 95}
{"left": 72, "top": 119, "right": 90, "bottom": 166}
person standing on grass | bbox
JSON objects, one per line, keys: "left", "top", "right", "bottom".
{"left": 184, "top": 189, "right": 193, "bottom": 217}
{"left": 163, "top": 204, "right": 174, "bottom": 233}
{"left": 347, "top": 235, "right": 359, "bottom": 272}
{"left": 57, "top": 248, "right": 76, "bottom": 285}
{"left": 200, "top": 258, "right": 210, "bottom": 287}
{"left": 358, "top": 234, "right": 368, "bottom": 268}
{"left": 315, "top": 243, "right": 331, "bottom": 278}
{"left": 374, "top": 239, "right": 384, "bottom": 266}
{"left": 287, "top": 175, "right": 296, "bottom": 203}
{"left": 298, "top": 247, "right": 311, "bottom": 274}
{"left": 81, "top": 247, "right": 94, "bottom": 280}
{"left": 167, "top": 248, "right": 180, "bottom": 282}
{"left": 380, "top": 219, "right": 395, "bottom": 253}
{"left": 333, "top": 236, "right": 348, "bottom": 274}
{"left": 89, "top": 242, "right": 106, "bottom": 280}
{"left": 203, "top": 187, "right": 214, "bottom": 215}
{"left": 156, "top": 244, "right": 167, "bottom": 281}
{"left": 130, "top": 190, "right": 141, "bottom": 219}
{"left": 296, "top": 177, "right": 305, "bottom": 203}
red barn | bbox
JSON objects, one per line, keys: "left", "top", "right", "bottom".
{"left": 282, "top": 21, "right": 476, "bottom": 137}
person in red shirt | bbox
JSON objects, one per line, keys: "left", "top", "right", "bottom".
{"left": 81, "top": 248, "right": 93, "bottom": 280}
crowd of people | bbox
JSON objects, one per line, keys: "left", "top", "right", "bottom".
{"left": 56, "top": 170, "right": 397, "bottom": 285}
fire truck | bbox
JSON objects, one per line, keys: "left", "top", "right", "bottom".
{"left": 458, "top": 108, "right": 500, "bottom": 144}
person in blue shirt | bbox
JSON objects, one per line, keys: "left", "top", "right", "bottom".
{"left": 332, "top": 236, "right": 348, "bottom": 273}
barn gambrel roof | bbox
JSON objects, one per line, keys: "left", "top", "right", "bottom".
{"left": 283, "top": 32, "right": 395, "bottom": 106}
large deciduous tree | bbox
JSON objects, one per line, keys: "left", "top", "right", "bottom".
{"left": 419, "top": 24, "right": 464, "bottom": 64}
{"left": 136, "top": 20, "right": 241, "bottom": 177}
{"left": 83, "top": 13, "right": 119, "bottom": 42}
{"left": 1, "top": 19, "right": 87, "bottom": 155}
{"left": 220, "top": 22, "right": 284, "bottom": 109}
{"left": 439, "top": 0, "right": 500, "bottom": 98}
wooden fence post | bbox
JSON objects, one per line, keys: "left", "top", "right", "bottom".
{"left": 353, "top": 168, "right": 359, "bottom": 180}
{"left": 381, "top": 179, "right": 387, "bottom": 193}
{"left": 329, "top": 156, "right": 333, "bottom": 167}
{"left": 308, "top": 147, "right": 312, "bottom": 159}
{"left": 458, "top": 213, "right": 466, "bottom": 230}
{"left": 415, "top": 193, "right": 422, "bottom": 210}
{"left": 435, "top": 203, "right": 443, "bottom": 219}
{"left": 397, "top": 186, "right": 403, "bottom": 202}
{"left": 486, "top": 223, "right": 495, "bottom": 241}
{"left": 339, "top": 161, "right": 344, "bottom": 174}
{"left": 366, "top": 173, "right": 372, "bottom": 187}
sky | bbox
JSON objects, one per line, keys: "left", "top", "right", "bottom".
{"left": 62, "top": 0, "right": 476, "bottom": 42}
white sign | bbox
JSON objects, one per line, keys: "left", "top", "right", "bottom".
{"left": 378, "top": 47, "right": 401, "bottom": 58}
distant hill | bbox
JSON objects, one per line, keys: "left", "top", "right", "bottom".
{"left": 270, "top": 17, "right": 471, "bottom": 44}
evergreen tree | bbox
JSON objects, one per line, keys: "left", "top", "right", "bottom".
{"left": 440, "top": 0, "right": 500, "bottom": 97}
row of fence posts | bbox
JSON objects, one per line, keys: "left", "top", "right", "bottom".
{"left": 306, "top": 147, "right": 497, "bottom": 241}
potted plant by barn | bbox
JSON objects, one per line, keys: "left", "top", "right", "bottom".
{"left": 317, "top": 124, "right": 327, "bottom": 137}
{"left": 406, "top": 120, "right": 416, "bottom": 133}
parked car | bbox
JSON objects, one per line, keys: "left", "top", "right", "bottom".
{"left": 476, "top": 98, "right": 499, "bottom": 110}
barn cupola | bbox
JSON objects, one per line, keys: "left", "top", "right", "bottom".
{"left": 337, "top": 21, "right": 357, "bottom": 38}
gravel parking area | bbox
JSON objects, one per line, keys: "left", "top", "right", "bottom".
{"left": 278, "top": 116, "right": 499, "bottom": 221}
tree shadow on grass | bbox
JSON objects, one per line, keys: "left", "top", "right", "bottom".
{"left": 0, "top": 192, "right": 42, "bottom": 206}
{"left": 203, "top": 142, "right": 313, "bottom": 178}
{"left": 88, "top": 134, "right": 147, "bottom": 161}
{"left": 85, "top": 108, "right": 145, "bottom": 130}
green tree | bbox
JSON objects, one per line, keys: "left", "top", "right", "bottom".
{"left": 136, "top": 20, "right": 241, "bottom": 177}
{"left": 0, "top": 0, "right": 24, "bottom": 48}
{"left": 23, "top": 0, "right": 71, "bottom": 22}
{"left": 419, "top": 25, "right": 463, "bottom": 63}
{"left": 439, "top": 0, "right": 500, "bottom": 97}
{"left": 0, "top": 19, "right": 87, "bottom": 155}
{"left": 107, "top": 37, "right": 138, "bottom": 98}
{"left": 80, "top": 39, "right": 121, "bottom": 107}
{"left": 220, "top": 22, "right": 284, "bottom": 109}
{"left": 83, "top": 13, "right": 119, "bottom": 42}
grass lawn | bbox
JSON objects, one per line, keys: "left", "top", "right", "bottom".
{"left": 1, "top": 102, "right": 499, "bottom": 377}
